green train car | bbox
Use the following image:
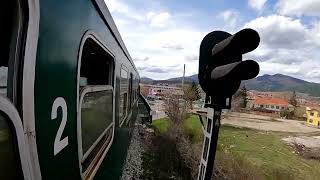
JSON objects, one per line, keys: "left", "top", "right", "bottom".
{"left": 1, "top": 0, "right": 150, "bottom": 179}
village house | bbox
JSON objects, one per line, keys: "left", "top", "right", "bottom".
{"left": 306, "top": 107, "right": 320, "bottom": 127}
{"left": 248, "top": 97, "right": 290, "bottom": 113}
{"left": 140, "top": 84, "right": 183, "bottom": 98}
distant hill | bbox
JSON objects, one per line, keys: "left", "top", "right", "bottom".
{"left": 141, "top": 73, "right": 320, "bottom": 97}
{"left": 141, "top": 74, "right": 198, "bottom": 85}
{"left": 243, "top": 74, "right": 320, "bottom": 97}
{"left": 141, "top": 77, "right": 154, "bottom": 83}
{"left": 166, "top": 74, "right": 199, "bottom": 84}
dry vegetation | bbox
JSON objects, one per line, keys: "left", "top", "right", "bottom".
{"left": 141, "top": 90, "right": 320, "bottom": 180}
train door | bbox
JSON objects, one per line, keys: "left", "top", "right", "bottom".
{"left": 0, "top": 0, "right": 33, "bottom": 179}
{"left": 78, "top": 36, "right": 115, "bottom": 179}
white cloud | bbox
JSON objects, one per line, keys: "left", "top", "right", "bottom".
{"left": 104, "top": 0, "right": 145, "bottom": 21}
{"left": 105, "top": 0, "right": 129, "bottom": 14}
{"left": 104, "top": 0, "right": 205, "bottom": 79}
{"left": 248, "top": 0, "right": 267, "bottom": 11}
{"left": 104, "top": 0, "right": 320, "bottom": 82}
{"left": 218, "top": 10, "right": 239, "bottom": 29}
{"left": 244, "top": 14, "right": 320, "bottom": 82}
{"left": 244, "top": 15, "right": 308, "bottom": 49}
{"left": 147, "top": 12, "right": 171, "bottom": 28}
{"left": 276, "top": 0, "right": 320, "bottom": 16}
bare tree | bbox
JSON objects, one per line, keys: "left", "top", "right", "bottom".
{"left": 163, "top": 94, "right": 187, "bottom": 127}
{"left": 289, "top": 91, "right": 297, "bottom": 107}
{"left": 140, "top": 85, "right": 149, "bottom": 97}
{"left": 163, "top": 93, "right": 201, "bottom": 179}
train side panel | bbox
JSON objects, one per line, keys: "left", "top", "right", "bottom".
{"left": 34, "top": 0, "right": 138, "bottom": 179}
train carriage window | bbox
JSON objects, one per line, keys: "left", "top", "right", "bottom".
{"left": 0, "top": 67, "right": 8, "bottom": 97}
{"left": 78, "top": 37, "right": 114, "bottom": 178}
{"left": 119, "top": 66, "right": 128, "bottom": 126}
{"left": 80, "top": 39, "right": 113, "bottom": 87}
{"left": 129, "top": 73, "right": 133, "bottom": 109}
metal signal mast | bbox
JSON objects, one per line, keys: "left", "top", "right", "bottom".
{"left": 197, "top": 28, "right": 261, "bottom": 180}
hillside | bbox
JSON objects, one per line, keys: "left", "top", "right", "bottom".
{"left": 140, "top": 74, "right": 198, "bottom": 85}
{"left": 243, "top": 74, "right": 320, "bottom": 97}
{"left": 141, "top": 73, "right": 320, "bottom": 97}
{"left": 166, "top": 74, "right": 199, "bottom": 84}
{"left": 141, "top": 77, "right": 154, "bottom": 84}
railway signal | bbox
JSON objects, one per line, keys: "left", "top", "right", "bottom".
{"left": 197, "top": 28, "right": 260, "bottom": 180}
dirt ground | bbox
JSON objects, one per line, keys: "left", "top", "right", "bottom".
{"left": 223, "top": 112, "right": 320, "bottom": 148}
{"left": 223, "top": 112, "right": 320, "bottom": 133}
{"left": 282, "top": 136, "right": 320, "bottom": 148}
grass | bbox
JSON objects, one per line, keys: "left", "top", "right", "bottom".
{"left": 152, "top": 115, "right": 202, "bottom": 141}
{"left": 152, "top": 115, "right": 320, "bottom": 180}
{"left": 152, "top": 118, "right": 170, "bottom": 135}
{"left": 183, "top": 115, "right": 203, "bottom": 142}
{"left": 217, "top": 126, "right": 320, "bottom": 180}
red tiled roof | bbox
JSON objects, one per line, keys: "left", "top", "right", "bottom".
{"left": 254, "top": 97, "right": 289, "bottom": 106}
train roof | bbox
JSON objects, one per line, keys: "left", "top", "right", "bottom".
{"left": 93, "top": 0, "right": 138, "bottom": 74}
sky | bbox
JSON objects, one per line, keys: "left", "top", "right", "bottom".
{"left": 104, "top": 0, "right": 320, "bottom": 82}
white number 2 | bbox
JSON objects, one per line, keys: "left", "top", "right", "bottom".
{"left": 51, "top": 97, "right": 68, "bottom": 156}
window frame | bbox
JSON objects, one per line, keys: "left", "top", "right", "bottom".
{"left": 0, "top": 96, "right": 32, "bottom": 180}
{"left": 77, "top": 32, "right": 116, "bottom": 109}
{"left": 21, "top": 0, "right": 42, "bottom": 177}
{"left": 0, "top": 0, "right": 40, "bottom": 178}
{"left": 77, "top": 31, "right": 116, "bottom": 179}
{"left": 77, "top": 85, "right": 114, "bottom": 166}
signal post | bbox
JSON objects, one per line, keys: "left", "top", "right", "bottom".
{"left": 197, "top": 29, "right": 261, "bottom": 180}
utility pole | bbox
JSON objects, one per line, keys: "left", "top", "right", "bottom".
{"left": 182, "top": 64, "right": 185, "bottom": 88}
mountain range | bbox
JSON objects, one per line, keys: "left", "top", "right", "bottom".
{"left": 141, "top": 74, "right": 320, "bottom": 97}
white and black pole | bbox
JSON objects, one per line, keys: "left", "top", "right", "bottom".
{"left": 198, "top": 107, "right": 221, "bottom": 180}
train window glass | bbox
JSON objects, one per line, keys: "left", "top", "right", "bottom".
{"left": 1, "top": 0, "right": 18, "bottom": 98}
{"left": 80, "top": 38, "right": 113, "bottom": 88}
{"left": 129, "top": 73, "right": 133, "bottom": 109}
{"left": 119, "top": 66, "right": 128, "bottom": 125}
{"left": 78, "top": 37, "right": 115, "bottom": 176}
{"left": 0, "top": 113, "right": 23, "bottom": 179}
{"left": 80, "top": 88, "right": 113, "bottom": 172}
{"left": 0, "top": 67, "right": 8, "bottom": 96}
{"left": 120, "top": 67, "right": 128, "bottom": 92}
{"left": 119, "top": 93, "right": 127, "bottom": 119}
{"left": 133, "top": 90, "right": 136, "bottom": 102}
{"left": 81, "top": 90, "right": 113, "bottom": 154}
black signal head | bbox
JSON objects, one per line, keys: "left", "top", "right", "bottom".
{"left": 198, "top": 28, "right": 260, "bottom": 98}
